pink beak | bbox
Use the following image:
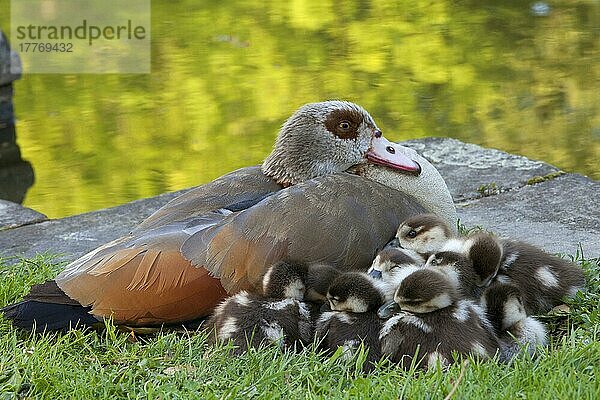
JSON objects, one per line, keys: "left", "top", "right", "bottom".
{"left": 367, "top": 136, "right": 421, "bottom": 175}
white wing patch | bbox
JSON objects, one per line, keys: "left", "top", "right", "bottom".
{"left": 536, "top": 266, "right": 559, "bottom": 288}
{"left": 452, "top": 300, "right": 471, "bottom": 322}
{"left": 218, "top": 316, "right": 238, "bottom": 340}
{"left": 264, "top": 298, "right": 296, "bottom": 310}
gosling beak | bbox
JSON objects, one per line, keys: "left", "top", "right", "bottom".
{"left": 367, "top": 136, "right": 421, "bottom": 175}
{"left": 378, "top": 300, "right": 400, "bottom": 319}
{"left": 384, "top": 237, "right": 400, "bottom": 249}
{"left": 320, "top": 302, "right": 332, "bottom": 313}
{"left": 367, "top": 269, "right": 383, "bottom": 279}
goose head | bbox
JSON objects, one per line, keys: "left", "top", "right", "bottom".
{"left": 262, "top": 101, "right": 421, "bottom": 186}
{"left": 262, "top": 101, "right": 458, "bottom": 227}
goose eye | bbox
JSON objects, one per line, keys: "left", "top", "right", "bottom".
{"left": 406, "top": 230, "right": 417, "bottom": 238}
{"left": 390, "top": 265, "right": 401, "bottom": 271}
{"left": 338, "top": 120, "right": 351, "bottom": 131}
{"left": 430, "top": 259, "right": 438, "bottom": 266}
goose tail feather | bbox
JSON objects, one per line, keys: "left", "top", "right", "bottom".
{"left": 1, "top": 281, "right": 100, "bottom": 332}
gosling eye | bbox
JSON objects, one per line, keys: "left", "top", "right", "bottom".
{"left": 390, "top": 264, "right": 401, "bottom": 271}
{"left": 429, "top": 259, "right": 438, "bottom": 266}
{"left": 406, "top": 229, "right": 417, "bottom": 239}
{"left": 338, "top": 120, "right": 352, "bottom": 131}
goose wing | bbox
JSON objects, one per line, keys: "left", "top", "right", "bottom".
{"left": 134, "top": 166, "right": 282, "bottom": 232}
{"left": 55, "top": 166, "right": 281, "bottom": 325}
{"left": 55, "top": 214, "right": 229, "bottom": 325}
{"left": 182, "top": 173, "right": 426, "bottom": 293}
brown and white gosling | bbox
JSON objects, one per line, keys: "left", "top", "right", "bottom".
{"left": 395, "top": 213, "right": 586, "bottom": 314}
{"left": 260, "top": 260, "right": 341, "bottom": 323}
{"left": 482, "top": 283, "right": 547, "bottom": 362}
{"left": 378, "top": 267, "right": 499, "bottom": 370}
{"left": 421, "top": 250, "right": 492, "bottom": 300}
{"left": 418, "top": 249, "right": 547, "bottom": 362}
{"left": 205, "top": 291, "right": 312, "bottom": 355}
{"left": 395, "top": 213, "right": 458, "bottom": 258}
{"left": 315, "top": 272, "right": 385, "bottom": 371}
{"left": 205, "top": 261, "right": 314, "bottom": 354}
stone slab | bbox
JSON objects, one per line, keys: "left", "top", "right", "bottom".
{"left": 457, "top": 174, "right": 600, "bottom": 257}
{"left": 0, "top": 190, "right": 185, "bottom": 261}
{"left": 0, "top": 200, "right": 46, "bottom": 230}
{"left": 403, "top": 138, "right": 559, "bottom": 201}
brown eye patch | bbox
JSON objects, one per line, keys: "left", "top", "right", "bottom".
{"left": 324, "top": 109, "right": 363, "bottom": 139}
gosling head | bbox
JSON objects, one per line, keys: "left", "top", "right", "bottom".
{"left": 396, "top": 213, "right": 455, "bottom": 256}
{"left": 326, "top": 272, "right": 384, "bottom": 313}
{"left": 261, "top": 260, "right": 307, "bottom": 300}
{"left": 367, "top": 247, "right": 423, "bottom": 281}
{"left": 392, "top": 268, "right": 457, "bottom": 314}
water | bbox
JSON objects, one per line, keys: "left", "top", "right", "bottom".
{"left": 2, "top": 0, "right": 599, "bottom": 218}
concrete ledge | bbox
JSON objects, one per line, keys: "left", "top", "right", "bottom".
{"left": 0, "top": 199, "right": 46, "bottom": 230}
{"left": 458, "top": 174, "right": 599, "bottom": 256}
{"left": 403, "top": 138, "right": 560, "bottom": 201}
{"left": 0, "top": 138, "right": 597, "bottom": 262}
{"left": 0, "top": 190, "right": 185, "bottom": 261}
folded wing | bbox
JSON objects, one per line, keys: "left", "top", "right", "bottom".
{"left": 55, "top": 166, "right": 281, "bottom": 325}
{"left": 182, "top": 173, "right": 426, "bottom": 293}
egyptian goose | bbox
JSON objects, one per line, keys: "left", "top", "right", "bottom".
{"left": 2, "top": 101, "right": 457, "bottom": 331}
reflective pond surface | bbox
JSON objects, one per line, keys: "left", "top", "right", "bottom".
{"left": 2, "top": 0, "right": 599, "bottom": 218}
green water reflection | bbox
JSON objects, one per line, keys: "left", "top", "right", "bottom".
{"left": 4, "top": 0, "right": 600, "bottom": 218}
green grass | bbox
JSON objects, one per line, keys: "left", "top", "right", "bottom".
{"left": 0, "top": 254, "right": 599, "bottom": 399}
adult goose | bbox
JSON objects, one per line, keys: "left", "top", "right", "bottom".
{"left": 2, "top": 101, "right": 457, "bottom": 330}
